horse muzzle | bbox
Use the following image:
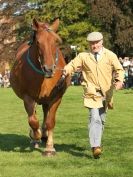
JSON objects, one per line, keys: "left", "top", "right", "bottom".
{"left": 43, "top": 65, "right": 55, "bottom": 78}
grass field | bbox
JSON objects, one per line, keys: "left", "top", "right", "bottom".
{"left": 0, "top": 87, "right": 133, "bottom": 177}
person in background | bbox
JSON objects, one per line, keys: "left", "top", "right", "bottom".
{"left": 0, "top": 73, "right": 3, "bottom": 87}
{"left": 4, "top": 69, "right": 10, "bottom": 80}
{"left": 123, "top": 67, "right": 129, "bottom": 88}
{"left": 118, "top": 57, "right": 123, "bottom": 66}
{"left": 123, "top": 57, "right": 130, "bottom": 68}
{"left": 3, "top": 74, "right": 10, "bottom": 88}
{"left": 63, "top": 32, "right": 124, "bottom": 159}
{"left": 128, "top": 65, "right": 133, "bottom": 88}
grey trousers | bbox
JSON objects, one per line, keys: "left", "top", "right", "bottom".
{"left": 88, "top": 107, "right": 106, "bottom": 148}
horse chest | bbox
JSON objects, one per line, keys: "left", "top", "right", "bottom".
{"left": 39, "top": 84, "right": 52, "bottom": 98}
{"left": 35, "top": 79, "right": 66, "bottom": 105}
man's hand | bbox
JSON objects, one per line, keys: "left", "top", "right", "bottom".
{"left": 62, "top": 69, "right": 67, "bottom": 76}
{"left": 114, "top": 81, "right": 123, "bottom": 90}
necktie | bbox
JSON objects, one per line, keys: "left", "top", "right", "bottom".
{"left": 94, "top": 52, "right": 98, "bottom": 61}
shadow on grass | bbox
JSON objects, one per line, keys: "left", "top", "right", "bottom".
{"left": 0, "top": 133, "right": 35, "bottom": 152}
{"left": 0, "top": 133, "right": 92, "bottom": 158}
{"left": 55, "top": 143, "right": 92, "bottom": 159}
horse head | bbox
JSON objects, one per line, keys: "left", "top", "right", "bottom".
{"left": 32, "top": 18, "right": 62, "bottom": 78}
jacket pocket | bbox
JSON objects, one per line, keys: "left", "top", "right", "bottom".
{"left": 83, "top": 84, "right": 96, "bottom": 97}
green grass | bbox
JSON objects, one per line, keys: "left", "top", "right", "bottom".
{"left": 0, "top": 87, "right": 133, "bottom": 177}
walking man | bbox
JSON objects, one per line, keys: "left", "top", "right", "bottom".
{"left": 63, "top": 32, "right": 124, "bottom": 158}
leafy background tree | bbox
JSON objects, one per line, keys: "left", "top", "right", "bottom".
{"left": 0, "top": 0, "right": 27, "bottom": 65}
{"left": 25, "top": 0, "right": 99, "bottom": 54}
{"left": 0, "top": 0, "right": 133, "bottom": 66}
{"left": 87, "top": 0, "right": 133, "bottom": 56}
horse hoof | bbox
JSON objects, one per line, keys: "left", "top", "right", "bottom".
{"left": 34, "top": 143, "right": 39, "bottom": 149}
{"left": 30, "top": 139, "right": 41, "bottom": 149}
{"left": 42, "top": 151, "right": 56, "bottom": 157}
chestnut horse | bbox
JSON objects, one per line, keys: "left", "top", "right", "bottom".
{"left": 10, "top": 19, "right": 70, "bottom": 156}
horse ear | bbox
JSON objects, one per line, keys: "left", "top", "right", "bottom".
{"left": 50, "top": 19, "right": 59, "bottom": 32}
{"left": 32, "top": 18, "right": 39, "bottom": 30}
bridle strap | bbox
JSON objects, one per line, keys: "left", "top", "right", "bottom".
{"left": 26, "top": 48, "right": 60, "bottom": 75}
{"left": 26, "top": 49, "right": 45, "bottom": 75}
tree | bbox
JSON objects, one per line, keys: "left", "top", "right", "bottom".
{"left": 25, "top": 0, "right": 100, "bottom": 55}
{"left": 1, "top": 0, "right": 99, "bottom": 63}
{"left": 87, "top": 0, "right": 133, "bottom": 56}
{"left": 0, "top": 0, "right": 28, "bottom": 65}
{"left": 1, "top": 0, "right": 132, "bottom": 66}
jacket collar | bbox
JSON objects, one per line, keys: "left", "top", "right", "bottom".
{"left": 89, "top": 47, "right": 106, "bottom": 62}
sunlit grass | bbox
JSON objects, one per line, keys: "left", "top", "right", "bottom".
{"left": 0, "top": 87, "right": 133, "bottom": 177}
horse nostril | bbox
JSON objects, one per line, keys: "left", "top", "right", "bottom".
{"left": 46, "top": 68, "right": 52, "bottom": 73}
{"left": 43, "top": 67, "right": 53, "bottom": 78}
{"left": 49, "top": 69, "right": 54, "bottom": 75}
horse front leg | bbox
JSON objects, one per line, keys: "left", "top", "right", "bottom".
{"left": 41, "top": 104, "right": 49, "bottom": 142}
{"left": 42, "top": 98, "right": 62, "bottom": 156}
{"left": 23, "top": 95, "right": 42, "bottom": 148}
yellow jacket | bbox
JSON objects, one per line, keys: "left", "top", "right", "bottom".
{"left": 64, "top": 48, "right": 124, "bottom": 109}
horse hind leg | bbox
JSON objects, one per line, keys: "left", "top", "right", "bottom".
{"left": 23, "top": 95, "right": 42, "bottom": 148}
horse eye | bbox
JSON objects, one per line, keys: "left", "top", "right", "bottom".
{"left": 36, "top": 40, "right": 40, "bottom": 46}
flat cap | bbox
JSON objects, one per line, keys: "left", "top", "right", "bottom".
{"left": 87, "top": 32, "right": 103, "bottom": 42}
